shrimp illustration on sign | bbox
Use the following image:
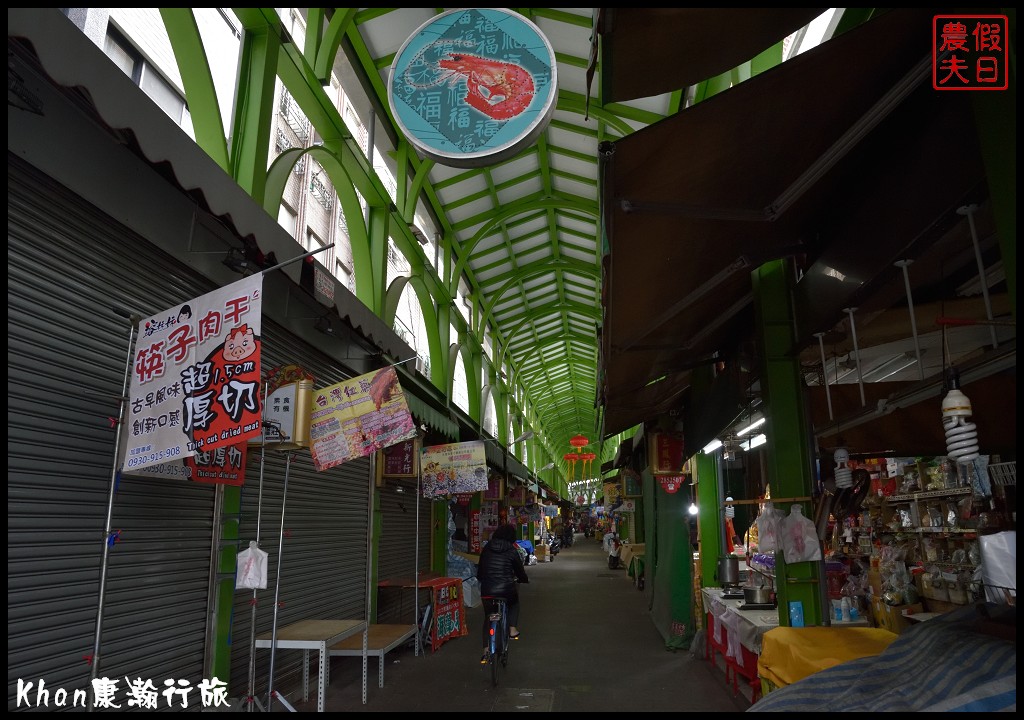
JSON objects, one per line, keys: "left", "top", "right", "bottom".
{"left": 440, "top": 53, "right": 535, "bottom": 120}
{"left": 405, "top": 45, "right": 535, "bottom": 122}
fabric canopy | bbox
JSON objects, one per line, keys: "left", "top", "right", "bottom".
{"left": 594, "top": 8, "right": 826, "bottom": 103}
{"left": 599, "top": 8, "right": 986, "bottom": 437}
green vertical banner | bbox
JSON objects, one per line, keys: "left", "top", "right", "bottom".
{"left": 648, "top": 469, "right": 693, "bottom": 649}
{"left": 695, "top": 451, "right": 722, "bottom": 589}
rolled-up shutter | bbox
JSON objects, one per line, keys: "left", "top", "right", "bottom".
{"left": 375, "top": 480, "right": 433, "bottom": 624}
{"left": 227, "top": 330, "right": 372, "bottom": 702}
{"left": 8, "top": 157, "right": 218, "bottom": 710}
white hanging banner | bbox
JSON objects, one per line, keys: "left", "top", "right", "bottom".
{"left": 123, "top": 275, "right": 264, "bottom": 471}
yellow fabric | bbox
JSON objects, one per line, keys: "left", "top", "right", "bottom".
{"left": 757, "top": 627, "right": 898, "bottom": 688}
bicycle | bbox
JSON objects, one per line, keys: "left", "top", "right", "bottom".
{"left": 481, "top": 595, "right": 510, "bottom": 686}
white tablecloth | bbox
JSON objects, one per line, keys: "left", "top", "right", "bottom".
{"left": 701, "top": 587, "right": 780, "bottom": 659}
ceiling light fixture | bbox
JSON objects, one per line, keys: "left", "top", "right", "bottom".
{"left": 513, "top": 430, "right": 534, "bottom": 444}
{"left": 742, "top": 433, "right": 767, "bottom": 450}
{"left": 736, "top": 417, "right": 765, "bottom": 436}
{"left": 862, "top": 352, "right": 919, "bottom": 382}
{"left": 702, "top": 438, "right": 723, "bottom": 454}
{"left": 941, "top": 367, "right": 980, "bottom": 465}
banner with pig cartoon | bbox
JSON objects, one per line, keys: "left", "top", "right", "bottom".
{"left": 123, "top": 274, "right": 263, "bottom": 473}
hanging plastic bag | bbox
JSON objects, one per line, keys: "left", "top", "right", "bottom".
{"left": 755, "top": 502, "right": 783, "bottom": 553}
{"left": 781, "top": 505, "right": 822, "bottom": 563}
{"left": 236, "top": 541, "right": 269, "bottom": 590}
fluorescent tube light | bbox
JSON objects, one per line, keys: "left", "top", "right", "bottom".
{"left": 702, "top": 439, "right": 723, "bottom": 454}
{"left": 736, "top": 417, "right": 765, "bottom": 436}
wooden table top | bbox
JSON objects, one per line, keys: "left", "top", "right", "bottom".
{"left": 256, "top": 618, "right": 365, "bottom": 644}
{"left": 330, "top": 623, "right": 416, "bottom": 650}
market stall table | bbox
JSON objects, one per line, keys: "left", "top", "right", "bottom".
{"left": 621, "top": 543, "right": 646, "bottom": 588}
{"left": 757, "top": 626, "right": 898, "bottom": 694}
{"left": 329, "top": 623, "right": 418, "bottom": 689}
{"left": 702, "top": 586, "right": 876, "bottom": 700}
{"left": 378, "top": 573, "right": 468, "bottom": 653}
{"left": 255, "top": 618, "right": 367, "bottom": 711}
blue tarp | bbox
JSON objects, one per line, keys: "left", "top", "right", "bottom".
{"left": 515, "top": 539, "right": 535, "bottom": 554}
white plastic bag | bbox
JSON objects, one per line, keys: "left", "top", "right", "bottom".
{"left": 236, "top": 541, "right": 269, "bottom": 590}
{"left": 755, "top": 502, "right": 783, "bottom": 553}
{"left": 462, "top": 576, "right": 481, "bottom": 608}
{"left": 781, "top": 505, "right": 822, "bottom": 562}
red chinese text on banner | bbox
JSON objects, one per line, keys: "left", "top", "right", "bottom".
{"left": 650, "top": 432, "right": 685, "bottom": 475}
{"left": 125, "top": 274, "right": 264, "bottom": 472}
{"left": 430, "top": 578, "right": 468, "bottom": 652}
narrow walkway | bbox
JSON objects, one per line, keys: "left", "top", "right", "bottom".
{"left": 298, "top": 535, "right": 751, "bottom": 712}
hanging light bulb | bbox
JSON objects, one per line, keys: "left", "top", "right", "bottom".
{"left": 942, "top": 368, "right": 979, "bottom": 464}
{"left": 834, "top": 447, "right": 853, "bottom": 489}
{"left": 688, "top": 502, "right": 699, "bottom": 516}
{"left": 724, "top": 497, "right": 735, "bottom": 519}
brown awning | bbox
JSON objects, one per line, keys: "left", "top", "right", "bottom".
{"left": 599, "top": 8, "right": 986, "bottom": 437}
{"left": 810, "top": 367, "right": 1017, "bottom": 458}
{"left": 595, "top": 8, "right": 826, "bottom": 103}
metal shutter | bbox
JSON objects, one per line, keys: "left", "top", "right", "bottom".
{"left": 375, "top": 482, "right": 433, "bottom": 624}
{"left": 228, "top": 328, "right": 372, "bottom": 703}
{"left": 9, "top": 157, "right": 376, "bottom": 711}
{"left": 8, "top": 158, "right": 217, "bottom": 711}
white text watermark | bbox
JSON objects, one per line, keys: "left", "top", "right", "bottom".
{"left": 16, "top": 677, "right": 230, "bottom": 709}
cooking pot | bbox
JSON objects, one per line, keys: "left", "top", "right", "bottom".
{"left": 743, "top": 586, "right": 774, "bottom": 605}
{"left": 717, "top": 556, "right": 739, "bottom": 586}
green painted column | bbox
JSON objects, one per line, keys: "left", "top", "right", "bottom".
{"left": 208, "top": 484, "right": 241, "bottom": 682}
{"left": 695, "top": 451, "right": 722, "bottom": 588}
{"left": 753, "top": 259, "right": 821, "bottom": 627}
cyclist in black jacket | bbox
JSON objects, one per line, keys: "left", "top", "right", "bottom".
{"left": 477, "top": 524, "right": 529, "bottom": 663}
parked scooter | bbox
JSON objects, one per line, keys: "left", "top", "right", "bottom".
{"left": 546, "top": 532, "right": 560, "bottom": 558}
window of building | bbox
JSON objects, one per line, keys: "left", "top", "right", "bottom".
{"left": 103, "top": 26, "right": 186, "bottom": 124}
{"left": 306, "top": 228, "right": 334, "bottom": 267}
{"left": 278, "top": 204, "right": 298, "bottom": 239}
{"left": 336, "top": 260, "right": 355, "bottom": 293}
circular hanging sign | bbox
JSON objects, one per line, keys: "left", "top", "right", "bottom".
{"left": 388, "top": 8, "right": 558, "bottom": 168}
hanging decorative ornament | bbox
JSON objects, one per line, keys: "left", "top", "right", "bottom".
{"left": 570, "top": 434, "right": 589, "bottom": 449}
{"left": 580, "top": 451, "right": 596, "bottom": 479}
{"left": 659, "top": 475, "right": 684, "bottom": 494}
{"left": 563, "top": 451, "right": 580, "bottom": 481}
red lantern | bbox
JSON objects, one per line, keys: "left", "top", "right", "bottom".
{"left": 563, "top": 452, "right": 580, "bottom": 480}
{"left": 579, "top": 451, "right": 597, "bottom": 479}
{"left": 569, "top": 434, "right": 589, "bottom": 449}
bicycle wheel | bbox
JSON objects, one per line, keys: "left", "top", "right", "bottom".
{"left": 490, "top": 629, "right": 499, "bottom": 687}
{"left": 500, "top": 606, "right": 510, "bottom": 668}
